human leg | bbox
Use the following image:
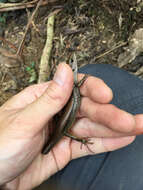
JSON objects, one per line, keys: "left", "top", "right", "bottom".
{"left": 36, "top": 64, "right": 143, "bottom": 190}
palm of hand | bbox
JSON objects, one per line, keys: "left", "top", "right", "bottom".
{"left": 0, "top": 82, "right": 73, "bottom": 190}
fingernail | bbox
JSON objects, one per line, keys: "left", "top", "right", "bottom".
{"left": 53, "top": 63, "right": 68, "bottom": 86}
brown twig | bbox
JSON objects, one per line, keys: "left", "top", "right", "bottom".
{"left": 38, "top": 14, "right": 55, "bottom": 83}
{"left": 0, "top": 0, "right": 58, "bottom": 12}
{"left": 94, "top": 41, "right": 127, "bottom": 61}
{"left": 16, "top": 0, "right": 44, "bottom": 57}
{"left": 79, "top": 41, "right": 128, "bottom": 68}
{"left": 0, "top": 36, "right": 17, "bottom": 51}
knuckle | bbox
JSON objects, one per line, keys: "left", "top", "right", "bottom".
{"left": 43, "top": 83, "right": 65, "bottom": 108}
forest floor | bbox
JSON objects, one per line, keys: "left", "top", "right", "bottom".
{"left": 0, "top": 0, "right": 143, "bottom": 105}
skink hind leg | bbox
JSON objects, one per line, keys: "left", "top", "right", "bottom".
{"left": 64, "top": 131, "right": 88, "bottom": 143}
{"left": 64, "top": 131, "right": 94, "bottom": 153}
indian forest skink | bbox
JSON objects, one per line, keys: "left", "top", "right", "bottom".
{"left": 42, "top": 54, "right": 90, "bottom": 155}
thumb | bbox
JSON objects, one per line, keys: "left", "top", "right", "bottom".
{"left": 19, "top": 63, "right": 73, "bottom": 132}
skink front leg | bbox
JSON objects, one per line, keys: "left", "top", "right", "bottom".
{"left": 77, "top": 74, "right": 89, "bottom": 87}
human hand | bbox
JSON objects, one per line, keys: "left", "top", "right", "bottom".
{"left": 0, "top": 63, "right": 140, "bottom": 190}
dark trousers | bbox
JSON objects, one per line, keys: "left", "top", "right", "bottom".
{"left": 36, "top": 64, "right": 143, "bottom": 190}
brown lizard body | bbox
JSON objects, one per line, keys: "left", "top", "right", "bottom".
{"left": 42, "top": 54, "right": 89, "bottom": 155}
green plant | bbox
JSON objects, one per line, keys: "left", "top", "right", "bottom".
{"left": 0, "top": 13, "right": 8, "bottom": 24}
{"left": 26, "top": 61, "right": 37, "bottom": 83}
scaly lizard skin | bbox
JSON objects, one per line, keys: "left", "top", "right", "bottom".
{"left": 42, "top": 54, "right": 89, "bottom": 155}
